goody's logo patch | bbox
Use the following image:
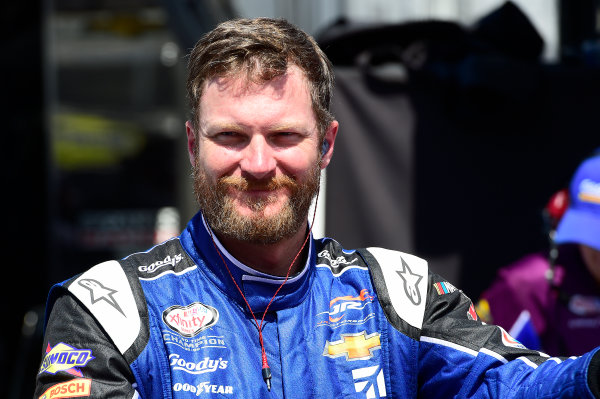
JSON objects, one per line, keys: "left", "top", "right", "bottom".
{"left": 38, "top": 378, "right": 91, "bottom": 399}
{"left": 39, "top": 343, "right": 94, "bottom": 376}
{"left": 169, "top": 354, "right": 228, "bottom": 375}
{"left": 163, "top": 302, "right": 219, "bottom": 337}
{"left": 138, "top": 253, "right": 183, "bottom": 273}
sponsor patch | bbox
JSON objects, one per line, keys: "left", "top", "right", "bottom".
{"left": 39, "top": 378, "right": 91, "bottom": 399}
{"left": 323, "top": 331, "right": 381, "bottom": 361}
{"left": 138, "top": 254, "right": 183, "bottom": 273}
{"left": 578, "top": 178, "right": 600, "bottom": 204}
{"left": 397, "top": 257, "right": 423, "bottom": 306}
{"left": 169, "top": 354, "right": 228, "bottom": 375}
{"left": 318, "top": 250, "right": 359, "bottom": 267}
{"left": 173, "top": 382, "right": 233, "bottom": 395}
{"left": 467, "top": 302, "right": 478, "bottom": 321}
{"left": 163, "top": 333, "right": 226, "bottom": 352}
{"left": 352, "top": 365, "right": 387, "bottom": 398}
{"left": 433, "top": 281, "right": 457, "bottom": 295}
{"left": 78, "top": 279, "right": 125, "bottom": 316}
{"left": 499, "top": 326, "right": 527, "bottom": 349}
{"left": 317, "top": 288, "right": 375, "bottom": 328}
{"left": 39, "top": 343, "right": 94, "bottom": 377}
{"left": 568, "top": 294, "right": 600, "bottom": 316}
{"left": 163, "top": 302, "right": 219, "bottom": 337}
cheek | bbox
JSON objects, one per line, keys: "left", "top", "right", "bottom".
{"left": 198, "top": 146, "right": 239, "bottom": 175}
{"left": 279, "top": 147, "right": 319, "bottom": 174}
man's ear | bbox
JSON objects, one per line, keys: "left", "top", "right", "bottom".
{"left": 185, "top": 120, "right": 196, "bottom": 166}
{"left": 319, "top": 120, "right": 338, "bottom": 170}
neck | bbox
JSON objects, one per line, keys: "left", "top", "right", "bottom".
{"left": 215, "top": 224, "right": 310, "bottom": 277}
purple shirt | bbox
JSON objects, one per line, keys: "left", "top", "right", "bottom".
{"left": 479, "top": 244, "right": 600, "bottom": 356}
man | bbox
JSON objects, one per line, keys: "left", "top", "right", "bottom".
{"left": 478, "top": 153, "right": 600, "bottom": 356}
{"left": 35, "top": 18, "right": 599, "bottom": 398}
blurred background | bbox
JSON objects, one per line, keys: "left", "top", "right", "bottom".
{"left": 2, "top": 0, "right": 599, "bottom": 397}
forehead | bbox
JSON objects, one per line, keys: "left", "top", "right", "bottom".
{"left": 198, "top": 65, "right": 316, "bottom": 127}
{"left": 203, "top": 64, "right": 309, "bottom": 100}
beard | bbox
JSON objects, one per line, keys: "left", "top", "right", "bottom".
{"left": 192, "top": 159, "right": 320, "bottom": 245}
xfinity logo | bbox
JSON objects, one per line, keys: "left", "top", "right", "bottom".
{"left": 163, "top": 302, "right": 219, "bottom": 337}
{"left": 169, "top": 354, "right": 228, "bottom": 375}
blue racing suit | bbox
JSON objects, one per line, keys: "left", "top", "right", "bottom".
{"left": 35, "top": 211, "right": 600, "bottom": 398}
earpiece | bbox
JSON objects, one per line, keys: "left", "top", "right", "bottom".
{"left": 321, "top": 140, "right": 330, "bottom": 156}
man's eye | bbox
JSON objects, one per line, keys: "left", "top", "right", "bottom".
{"left": 213, "top": 131, "right": 244, "bottom": 143}
{"left": 271, "top": 132, "right": 301, "bottom": 145}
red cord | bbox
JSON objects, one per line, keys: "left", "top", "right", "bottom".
{"left": 207, "top": 188, "right": 320, "bottom": 391}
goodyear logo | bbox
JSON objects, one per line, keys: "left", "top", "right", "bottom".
{"left": 39, "top": 343, "right": 94, "bottom": 376}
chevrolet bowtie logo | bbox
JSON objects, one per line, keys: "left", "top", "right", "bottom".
{"left": 323, "top": 331, "right": 381, "bottom": 361}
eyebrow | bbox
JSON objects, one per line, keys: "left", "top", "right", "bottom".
{"left": 202, "top": 121, "right": 312, "bottom": 135}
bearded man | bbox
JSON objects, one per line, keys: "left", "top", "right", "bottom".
{"left": 35, "top": 17, "right": 600, "bottom": 399}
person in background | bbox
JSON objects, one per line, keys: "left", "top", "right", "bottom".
{"left": 35, "top": 18, "right": 600, "bottom": 398}
{"left": 477, "top": 152, "right": 600, "bottom": 356}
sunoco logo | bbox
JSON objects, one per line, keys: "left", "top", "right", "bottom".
{"left": 39, "top": 343, "right": 94, "bottom": 376}
{"left": 163, "top": 302, "right": 219, "bottom": 337}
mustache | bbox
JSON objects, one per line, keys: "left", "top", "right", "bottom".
{"left": 218, "top": 175, "right": 297, "bottom": 191}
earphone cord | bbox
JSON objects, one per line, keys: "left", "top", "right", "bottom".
{"left": 207, "top": 188, "right": 320, "bottom": 392}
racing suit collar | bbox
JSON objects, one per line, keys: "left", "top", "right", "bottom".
{"left": 182, "top": 211, "right": 314, "bottom": 313}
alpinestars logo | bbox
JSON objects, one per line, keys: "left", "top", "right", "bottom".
{"left": 352, "top": 365, "right": 387, "bottom": 398}
{"left": 397, "top": 257, "right": 423, "bottom": 305}
{"left": 78, "top": 279, "right": 125, "bottom": 316}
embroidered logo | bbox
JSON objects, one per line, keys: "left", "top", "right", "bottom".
{"left": 433, "top": 281, "right": 457, "bottom": 296}
{"left": 38, "top": 378, "right": 91, "bottom": 399}
{"left": 397, "top": 257, "right": 423, "bottom": 305}
{"left": 39, "top": 343, "right": 94, "bottom": 377}
{"left": 323, "top": 331, "right": 381, "bottom": 361}
{"left": 78, "top": 279, "right": 125, "bottom": 316}
{"left": 163, "top": 302, "right": 219, "bottom": 337}
{"left": 352, "top": 365, "right": 387, "bottom": 398}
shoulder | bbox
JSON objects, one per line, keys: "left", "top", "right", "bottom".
{"left": 120, "top": 237, "right": 197, "bottom": 280}
{"left": 45, "top": 238, "right": 194, "bottom": 360}
{"left": 316, "top": 239, "right": 433, "bottom": 338}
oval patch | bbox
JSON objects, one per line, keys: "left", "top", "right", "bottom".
{"left": 162, "top": 302, "right": 219, "bottom": 337}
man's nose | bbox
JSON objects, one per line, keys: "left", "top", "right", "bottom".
{"left": 239, "top": 137, "right": 276, "bottom": 179}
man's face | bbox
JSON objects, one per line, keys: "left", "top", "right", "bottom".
{"left": 187, "top": 65, "right": 337, "bottom": 244}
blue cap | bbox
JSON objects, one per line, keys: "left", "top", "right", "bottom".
{"left": 555, "top": 155, "right": 600, "bottom": 251}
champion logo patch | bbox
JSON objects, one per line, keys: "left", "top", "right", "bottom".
{"left": 163, "top": 302, "right": 219, "bottom": 337}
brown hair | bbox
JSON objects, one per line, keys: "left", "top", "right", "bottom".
{"left": 186, "top": 17, "right": 334, "bottom": 140}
